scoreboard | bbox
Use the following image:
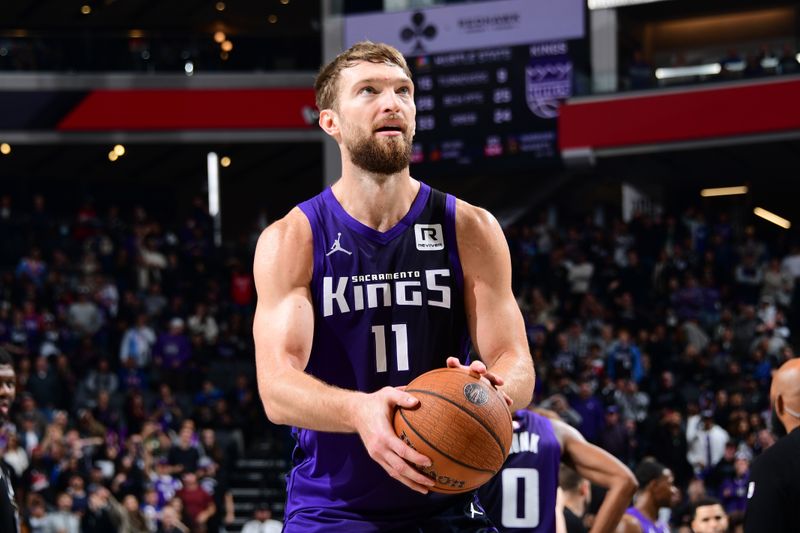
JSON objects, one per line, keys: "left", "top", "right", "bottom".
{"left": 408, "top": 40, "right": 580, "bottom": 173}
{"left": 343, "top": 0, "right": 587, "bottom": 175}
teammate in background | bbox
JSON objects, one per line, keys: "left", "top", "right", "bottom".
{"left": 252, "top": 41, "right": 534, "bottom": 531}
{"left": 743, "top": 358, "right": 800, "bottom": 532}
{"left": 0, "top": 348, "right": 19, "bottom": 532}
{"left": 560, "top": 466, "right": 591, "bottom": 533}
{"left": 617, "top": 459, "right": 677, "bottom": 533}
{"left": 478, "top": 408, "right": 637, "bottom": 533}
{"left": 689, "top": 497, "right": 729, "bottom": 533}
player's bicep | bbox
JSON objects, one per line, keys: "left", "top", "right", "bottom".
{"left": 252, "top": 211, "right": 315, "bottom": 377}
{"left": 458, "top": 204, "right": 527, "bottom": 365}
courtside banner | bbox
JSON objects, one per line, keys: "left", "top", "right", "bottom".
{"left": 344, "top": 0, "right": 585, "bottom": 57}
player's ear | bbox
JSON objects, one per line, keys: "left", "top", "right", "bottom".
{"left": 318, "top": 109, "right": 340, "bottom": 137}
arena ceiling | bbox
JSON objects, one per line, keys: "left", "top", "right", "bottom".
{"left": 0, "top": 0, "right": 320, "bottom": 36}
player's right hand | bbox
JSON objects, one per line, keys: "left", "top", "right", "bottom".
{"left": 351, "top": 387, "right": 437, "bottom": 494}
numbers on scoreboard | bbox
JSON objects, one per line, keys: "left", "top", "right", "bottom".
{"left": 493, "top": 108, "right": 513, "bottom": 124}
{"left": 493, "top": 88, "right": 512, "bottom": 104}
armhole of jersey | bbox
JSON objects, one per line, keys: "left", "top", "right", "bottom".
{"left": 297, "top": 200, "right": 323, "bottom": 287}
{"left": 445, "top": 194, "right": 465, "bottom": 293}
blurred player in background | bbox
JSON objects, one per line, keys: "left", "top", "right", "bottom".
{"left": 689, "top": 497, "right": 729, "bottom": 533}
{"left": 252, "top": 41, "right": 534, "bottom": 531}
{"left": 478, "top": 407, "right": 637, "bottom": 532}
{"left": 617, "top": 459, "right": 677, "bottom": 533}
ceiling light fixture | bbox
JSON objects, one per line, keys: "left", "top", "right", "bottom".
{"left": 754, "top": 207, "right": 791, "bottom": 229}
{"left": 700, "top": 186, "right": 748, "bottom": 197}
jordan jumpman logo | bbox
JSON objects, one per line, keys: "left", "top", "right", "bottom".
{"left": 326, "top": 232, "right": 352, "bottom": 256}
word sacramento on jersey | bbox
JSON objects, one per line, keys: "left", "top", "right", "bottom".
{"left": 323, "top": 269, "right": 453, "bottom": 317}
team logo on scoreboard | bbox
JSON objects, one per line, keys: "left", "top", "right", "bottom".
{"left": 525, "top": 58, "right": 573, "bottom": 119}
{"left": 401, "top": 12, "right": 438, "bottom": 55}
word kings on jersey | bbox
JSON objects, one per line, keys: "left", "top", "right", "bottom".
{"left": 323, "top": 269, "right": 452, "bottom": 316}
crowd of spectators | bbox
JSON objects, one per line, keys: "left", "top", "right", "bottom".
{"left": 507, "top": 207, "right": 798, "bottom": 530}
{"left": 1, "top": 187, "right": 796, "bottom": 532}
{"left": 0, "top": 192, "right": 272, "bottom": 532}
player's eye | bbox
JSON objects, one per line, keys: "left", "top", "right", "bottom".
{"left": 359, "top": 86, "right": 376, "bottom": 95}
{"left": 397, "top": 86, "right": 411, "bottom": 95}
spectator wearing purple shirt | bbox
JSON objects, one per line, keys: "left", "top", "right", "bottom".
{"left": 154, "top": 318, "right": 191, "bottom": 390}
{"left": 569, "top": 378, "right": 605, "bottom": 443}
{"left": 720, "top": 452, "right": 750, "bottom": 520}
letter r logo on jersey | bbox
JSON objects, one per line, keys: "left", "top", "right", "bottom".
{"left": 414, "top": 224, "right": 444, "bottom": 251}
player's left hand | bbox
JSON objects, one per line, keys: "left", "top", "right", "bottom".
{"left": 446, "top": 357, "right": 513, "bottom": 407}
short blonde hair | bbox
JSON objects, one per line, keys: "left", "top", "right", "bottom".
{"left": 314, "top": 41, "right": 412, "bottom": 110}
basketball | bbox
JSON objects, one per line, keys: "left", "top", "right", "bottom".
{"left": 393, "top": 367, "right": 513, "bottom": 494}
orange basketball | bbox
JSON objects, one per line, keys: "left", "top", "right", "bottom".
{"left": 393, "top": 367, "right": 513, "bottom": 494}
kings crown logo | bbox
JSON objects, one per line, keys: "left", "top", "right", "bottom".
{"left": 464, "top": 383, "right": 489, "bottom": 406}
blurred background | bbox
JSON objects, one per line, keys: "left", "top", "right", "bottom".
{"left": 0, "top": 0, "right": 798, "bottom": 531}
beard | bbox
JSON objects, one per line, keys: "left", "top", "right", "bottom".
{"left": 344, "top": 125, "right": 412, "bottom": 176}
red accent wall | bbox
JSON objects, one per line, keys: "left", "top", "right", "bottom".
{"left": 559, "top": 78, "right": 800, "bottom": 151}
{"left": 57, "top": 88, "right": 317, "bottom": 130}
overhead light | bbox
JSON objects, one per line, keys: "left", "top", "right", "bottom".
{"left": 220, "top": 156, "right": 231, "bottom": 168}
{"left": 796, "top": 53, "right": 800, "bottom": 64}
{"left": 184, "top": 61, "right": 194, "bottom": 75}
{"left": 700, "top": 185, "right": 748, "bottom": 197}
{"left": 108, "top": 151, "right": 119, "bottom": 162}
{"left": 216, "top": 1, "right": 225, "bottom": 11}
{"left": 722, "top": 61, "right": 745, "bottom": 72}
{"left": 754, "top": 207, "right": 791, "bottom": 229}
{"left": 588, "top": 0, "right": 671, "bottom": 9}
{"left": 656, "top": 63, "right": 721, "bottom": 80}
{"left": 268, "top": 14, "right": 278, "bottom": 23}
{"left": 0, "top": 143, "right": 10, "bottom": 155}
{"left": 214, "top": 31, "right": 226, "bottom": 43}
{"left": 280, "top": 0, "right": 290, "bottom": 4}
{"left": 129, "top": 30, "right": 144, "bottom": 39}
{"left": 81, "top": 5, "right": 91, "bottom": 15}
{"left": 220, "top": 51, "right": 229, "bottom": 61}
{"left": 113, "top": 144, "right": 125, "bottom": 156}
{"left": 221, "top": 40, "right": 233, "bottom": 52}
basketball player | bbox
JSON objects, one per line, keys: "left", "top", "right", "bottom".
{"left": 743, "top": 358, "right": 800, "bottom": 532}
{"left": 253, "top": 41, "right": 535, "bottom": 531}
{"left": 617, "top": 459, "right": 676, "bottom": 533}
{"left": 690, "top": 497, "right": 728, "bottom": 533}
{"left": 0, "top": 348, "right": 19, "bottom": 532}
{"left": 478, "top": 409, "right": 637, "bottom": 532}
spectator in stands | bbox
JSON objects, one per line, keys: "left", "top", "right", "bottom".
{"left": 176, "top": 471, "right": 215, "bottom": 532}
{"left": 187, "top": 303, "right": 218, "bottom": 346}
{"left": 241, "top": 502, "right": 282, "bottom": 533}
{"left": 719, "top": 452, "right": 750, "bottom": 523}
{"left": 687, "top": 410, "right": 730, "bottom": 476}
{"left": 569, "top": 378, "right": 605, "bottom": 443}
{"left": 168, "top": 425, "right": 201, "bottom": 475}
{"left": 43, "top": 492, "right": 80, "bottom": 533}
{"left": 120, "top": 313, "right": 157, "bottom": 368}
{"left": 154, "top": 318, "right": 192, "bottom": 390}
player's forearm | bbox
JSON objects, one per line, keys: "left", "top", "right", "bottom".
{"left": 488, "top": 350, "right": 535, "bottom": 409}
{"left": 589, "top": 478, "right": 638, "bottom": 533}
{"left": 258, "top": 365, "right": 365, "bottom": 432}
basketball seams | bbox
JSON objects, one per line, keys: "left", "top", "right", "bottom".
{"left": 405, "top": 387, "right": 507, "bottom": 461}
{"left": 397, "top": 409, "right": 496, "bottom": 475}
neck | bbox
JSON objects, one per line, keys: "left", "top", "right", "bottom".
{"left": 563, "top": 492, "right": 586, "bottom": 517}
{"left": 635, "top": 492, "right": 660, "bottom": 522}
{"left": 331, "top": 171, "right": 419, "bottom": 232}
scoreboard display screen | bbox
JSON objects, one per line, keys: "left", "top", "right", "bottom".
{"left": 408, "top": 40, "right": 581, "bottom": 174}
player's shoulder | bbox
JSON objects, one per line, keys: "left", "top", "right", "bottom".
{"left": 454, "top": 198, "right": 500, "bottom": 233}
{"left": 254, "top": 208, "right": 313, "bottom": 276}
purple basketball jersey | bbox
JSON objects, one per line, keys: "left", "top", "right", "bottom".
{"left": 286, "top": 182, "right": 470, "bottom": 530}
{"left": 478, "top": 411, "right": 561, "bottom": 533}
{"left": 625, "top": 508, "right": 670, "bottom": 533}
